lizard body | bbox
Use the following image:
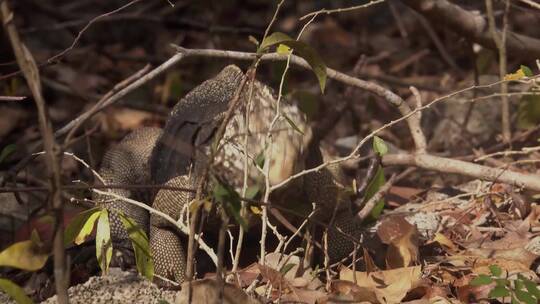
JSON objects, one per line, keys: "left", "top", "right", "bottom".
{"left": 95, "top": 65, "right": 363, "bottom": 286}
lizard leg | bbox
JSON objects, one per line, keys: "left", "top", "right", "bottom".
{"left": 327, "top": 211, "right": 363, "bottom": 263}
{"left": 150, "top": 175, "right": 194, "bottom": 286}
{"left": 94, "top": 127, "right": 162, "bottom": 267}
{"left": 150, "top": 225, "right": 187, "bottom": 287}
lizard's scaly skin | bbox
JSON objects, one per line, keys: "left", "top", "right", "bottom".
{"left": 94, "top": 127, "right": 161, "bottom": 253}
{"left": 96, "top": 65, "right": 363, "bottom": 287}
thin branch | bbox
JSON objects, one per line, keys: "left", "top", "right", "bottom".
{"left": 382, "top": 153, "right": 540, "bottom": 191}
{"left": 62, "top": 64, "right": 151, "bottom": 146}
{"left": 357, "top": 167, "right": 417, "bottom": 221}
{"left": 300, "top": 0, "right": 386, "bottom": 20}
{"left": 7, "top": 54, "right": 183, "bottom": 178}
{"left": 168, "top": 46, "right": 540, "bottom": 195}
{"left": 0, "top": 0, "right": 144, "bottom": 82}
{"left": 517, "top": 0, "right": 540, "bottom": 10}
{"left": 1, "top": 1, "right": 68, "bottom": 302}
{"left": 92, "top": 189, "right": 218, "bottom": 265}
{"left": 410, "top": 9, "right": 460, "bottom": 71}
{"left": 47, "top": 0, "right": 143, "bottom": 64}
{"left": 401, "top": 0, "right": 540, "bottom": 61}
{"left": 0, "top": 95, "right": 26, "bottom": 101}
{"left": 486, "top": 0, "right": 511, "bottom": 143}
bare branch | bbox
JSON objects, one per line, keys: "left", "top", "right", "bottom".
{"left": 382, "top": 153, "right": 540, "bottom": 191}
{"left": 1, "top": 1, "right": 68, "bottom": 301}
{"left": 401, "top": 0, "right": 540, "bottom": 61}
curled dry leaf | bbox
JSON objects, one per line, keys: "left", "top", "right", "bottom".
{"left": 526, "top": 204, "right": 540, "bottom": 229}
{"left": 430, "top": 233, "right": 459, "bottom": 253}
{"left": 257, "top": 263, "right": 288, "bottom": 289}
{"left": 377, "top": 216, "right": 420, "bottom": 268}
{"left": 471, "top": 258, "right": 536, "bottom": 279}
{"left": 325, "top": 280, "right": 378, "bottom": 303}
{"left": 255, "top": 263, "right": 326, "bottom": 304}
{"left": 175, "top": 279, "right": 261, "bottom": 304}
{"left": 463, "top": 225, "right": 539, "bottom": 269}
{"left": 340, "top": 265, "right": 422, "bottom": 304}
{"left": 235, "top": 262, "right": 261, "bottom": 288}
{"left": 454, "top": 275, "right": 495, "bottom": 303}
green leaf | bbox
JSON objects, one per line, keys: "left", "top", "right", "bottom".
{"left": 362, "top": 167, "right": 386, "bottom": 221}
{"left": 292, "top": 90, "right": 320, "bottom": 120}
{"left": 521, "top": 65, "right": 534, "bottom": 77}
{"left": 517, "top": 91, "right": 540, "bottom": 129}
{"left": 213, "top": 181, "right": 248, "bottom": 230}
{"left": 0, "top": 278, "right": 33, "bottom": 304}
{"left": 281, "top": 40, "right": 327, "bottom": 93}
{"left": 64, "top": 207, "right": 102, "bottom": 246}
{"left": 488, "top": 285, "right": 510, "bottom": 298}
{"left": 245, "top": 185, "right": 260, "bottom": 200}
{"left": 277, "top": 44, "right": 292, "bottom": 54}
{"left": 258, "top": 32, "right": 294, "bottom": 52}
{"left": 522, "top": 278, "right": 540, "bottom": 298}
{"left": 283, "top": 114, "right": 304, "bottom": 135}
{"left": 495, "top": 278, "right": 508, "bottom": 287}
{"left": 118, "top": 213, "right": 154, "bottom": 280}
{"left": 29, "top": 229, "right": 43, "bottom": 247}
{"left": 470, "top": 274, "right": 493, "bottom": 286}
{"left": 0, "top": 144, "right": 16, "bottom": 164}
{"left": 489, "top": 265, "right": 502, "bottom": 277}
{"left": 373, "top": 136, "right": 388, "bottom": 156}
{"left": 258, "top": 32, "right": 327, "bottom": 93}
{"left": 96, "top": 209, "right": 112, "bottom": 275}
{"left": 515, "top": 278, "right": 525, "bottom": 291}
{"left": 515, "top": 289, "right": 537, "bottom": 304}
{"left": 0, "top": 240, "right": 48, "bottom": 271}
{"left": 279, "top": 263, "right": 295, "bottom": 275}
{"left": 254, "top": 151, "right": 265, "bottom": 169}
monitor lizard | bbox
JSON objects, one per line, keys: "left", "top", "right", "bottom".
{"left": 94, "top": 65, "right": 364, "bottom": 287}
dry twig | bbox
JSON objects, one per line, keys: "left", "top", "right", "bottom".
{"left": 1, "top": 1, "right": 68, "bottom": 302}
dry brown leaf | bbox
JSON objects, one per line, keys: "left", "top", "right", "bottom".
{"left": 422, "top": 285, "right": 450, "bottom": 301}
{"left": 255, "top": 264, "right": 326, "bottom": 304}
{"left": 389, "top": 186, "right": 423, "bottom": 201}
{"left": 340, "top": 265, "right": 422, "bottom": 304}
{"left": 454, "top": 275, "right": 494, "bottom": 304}
{"left": 526, "top": 204, "right": 540, "bottom": 228}
{"left": 326, "top": 280, "right": 379, "bottom": 303}
{"left": 377, "top": 216, "right": 420, "bottom": 268}
{"left": 478, "top": 227, "right": 530, "bottom": 250}
{"left": 429, "top": 265, "right": 461, "bottom": 286}
{"left": 466, "top": 247, "right": 538, "bottom": 268}
{"left": 263, "top": 253, "right": 324, "bottom": 290}
{"left": 257, "top": 263, "right": 288, "bottom": 289}
{"left": 176, "top": 279, "right": 261, "bottom": 304}
{"left": 108, "top": 108, "right": 154, "bottom": 131}
{"left": 364, "top": 247, "right": 379, "bottom": 273}
{"left": 279, "top": 286, "right": 327, "bottom": 304}
{"left": 471, "top": 258, "right": 535, "bottom": 278}
{"left": 430, "top": 233, "right": 459, "bottom": 253}
{"left": 235, "top": 262, "right": 260, "bottom": 288}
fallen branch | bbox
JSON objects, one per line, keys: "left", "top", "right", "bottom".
{"left": 382, "top": 153, "right": 540, "bottom": 191}
{"left": 401, "top": 0, "right": 540, "bottom": 61}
